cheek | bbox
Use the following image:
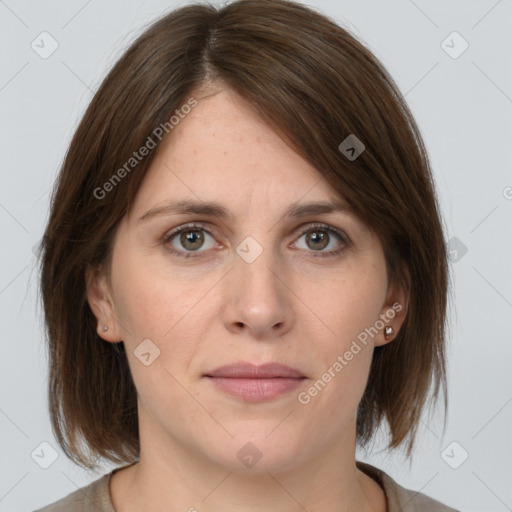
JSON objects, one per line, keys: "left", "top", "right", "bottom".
{"left": 308, "top": 265, "right": 387, "bottom": 346}
{"left": 110, "top": 247, "right": 202, "bottom": 339}
{"left": 298, "top": 327, "right": 375, "bottom": 437}
{"left": 298, "top": 261, "right": 385, "bottom": 410}
{"left": 109, "top": 255, "right": 202, "bottom": 415}
{"left": 109, "top": 249, "right": 213, "bottom": 390}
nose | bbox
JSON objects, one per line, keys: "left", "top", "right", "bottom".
{"left": 222, "top": 240, "right": 294, "bottom": 340}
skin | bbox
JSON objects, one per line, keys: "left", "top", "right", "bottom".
{"left": 86, "top": 81, "right": 408, "bottom": 512}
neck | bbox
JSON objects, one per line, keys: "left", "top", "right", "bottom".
{"left": 110, "top": 406, "right": 386, "bottom": 512}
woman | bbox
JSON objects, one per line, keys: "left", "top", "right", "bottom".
{"left": 35, "top": 0, "right": 458, "bottom": 510}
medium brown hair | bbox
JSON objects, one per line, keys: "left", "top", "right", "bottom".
{"left": 38, "top": 0, "right": 451, "bottom": 470}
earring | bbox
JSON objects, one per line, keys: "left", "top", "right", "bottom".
{"left": 102, "top": 325, "right": 109, "bottom": 332}
{"left": 384, "top": 326, "right": 394, "bottom": 341}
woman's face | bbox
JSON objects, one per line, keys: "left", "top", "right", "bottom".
{"left": 88, "top": 84, "right": 406, "bottom": 473}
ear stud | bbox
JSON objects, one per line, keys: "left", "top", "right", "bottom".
{"left": 384, "top": 326, "right": 394, "bottom": 341}
{"left": 102, "top": 325, "right": 109, "bottom": 332}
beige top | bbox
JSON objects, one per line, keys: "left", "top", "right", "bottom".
{"left": 34, "top": 460, "right": 459, "bottom": 511}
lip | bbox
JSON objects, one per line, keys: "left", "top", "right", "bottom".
{"left": 204, "top": 362, "right": 306, "bottom": 402}
{"left": 204, "top": 362, "right": 305, "bottom": 379}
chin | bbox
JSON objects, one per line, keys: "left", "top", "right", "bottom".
{"left": 202, "top": 431, "right": 310, "bottom": 474}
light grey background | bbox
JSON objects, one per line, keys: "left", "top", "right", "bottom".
{"left": 1, "top": 0, "right": 511, "bottom": 511}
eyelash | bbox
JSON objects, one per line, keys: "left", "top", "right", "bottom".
{"left": 161, "top": 222, "right": 350, "bottom": 259}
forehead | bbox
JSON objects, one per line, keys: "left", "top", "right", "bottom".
{"left": 129, "top": 86, "right": 346, "bottom": 220}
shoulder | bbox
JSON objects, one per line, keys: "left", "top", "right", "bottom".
{"left": 33, "top": 472, "right": 114, "bottom": 512}
{"left": 356, "top": 460, "right": 460, "bottom": 512}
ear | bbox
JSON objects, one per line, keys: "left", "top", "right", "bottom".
{"left": 85, "top": 263, "right": 122, "bottom": 343}
{"left": 374, "top": 268, "right": 410, "bottom": 347}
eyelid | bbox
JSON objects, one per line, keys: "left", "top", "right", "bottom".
{"left": 163, "top": 221, "right": 348, "bottom": 240}
{"left": 162, "top": 220, "right": 350, "bottom": 258}
{"left": 162, "top": 221, "right": 216, "bottom": 246}
{"left": 294, "top": 222, "right": 350, "bottom": 245}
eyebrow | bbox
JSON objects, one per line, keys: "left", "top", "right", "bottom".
{"left": 138, "top": 198, "right": 354, "bottom": 223}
